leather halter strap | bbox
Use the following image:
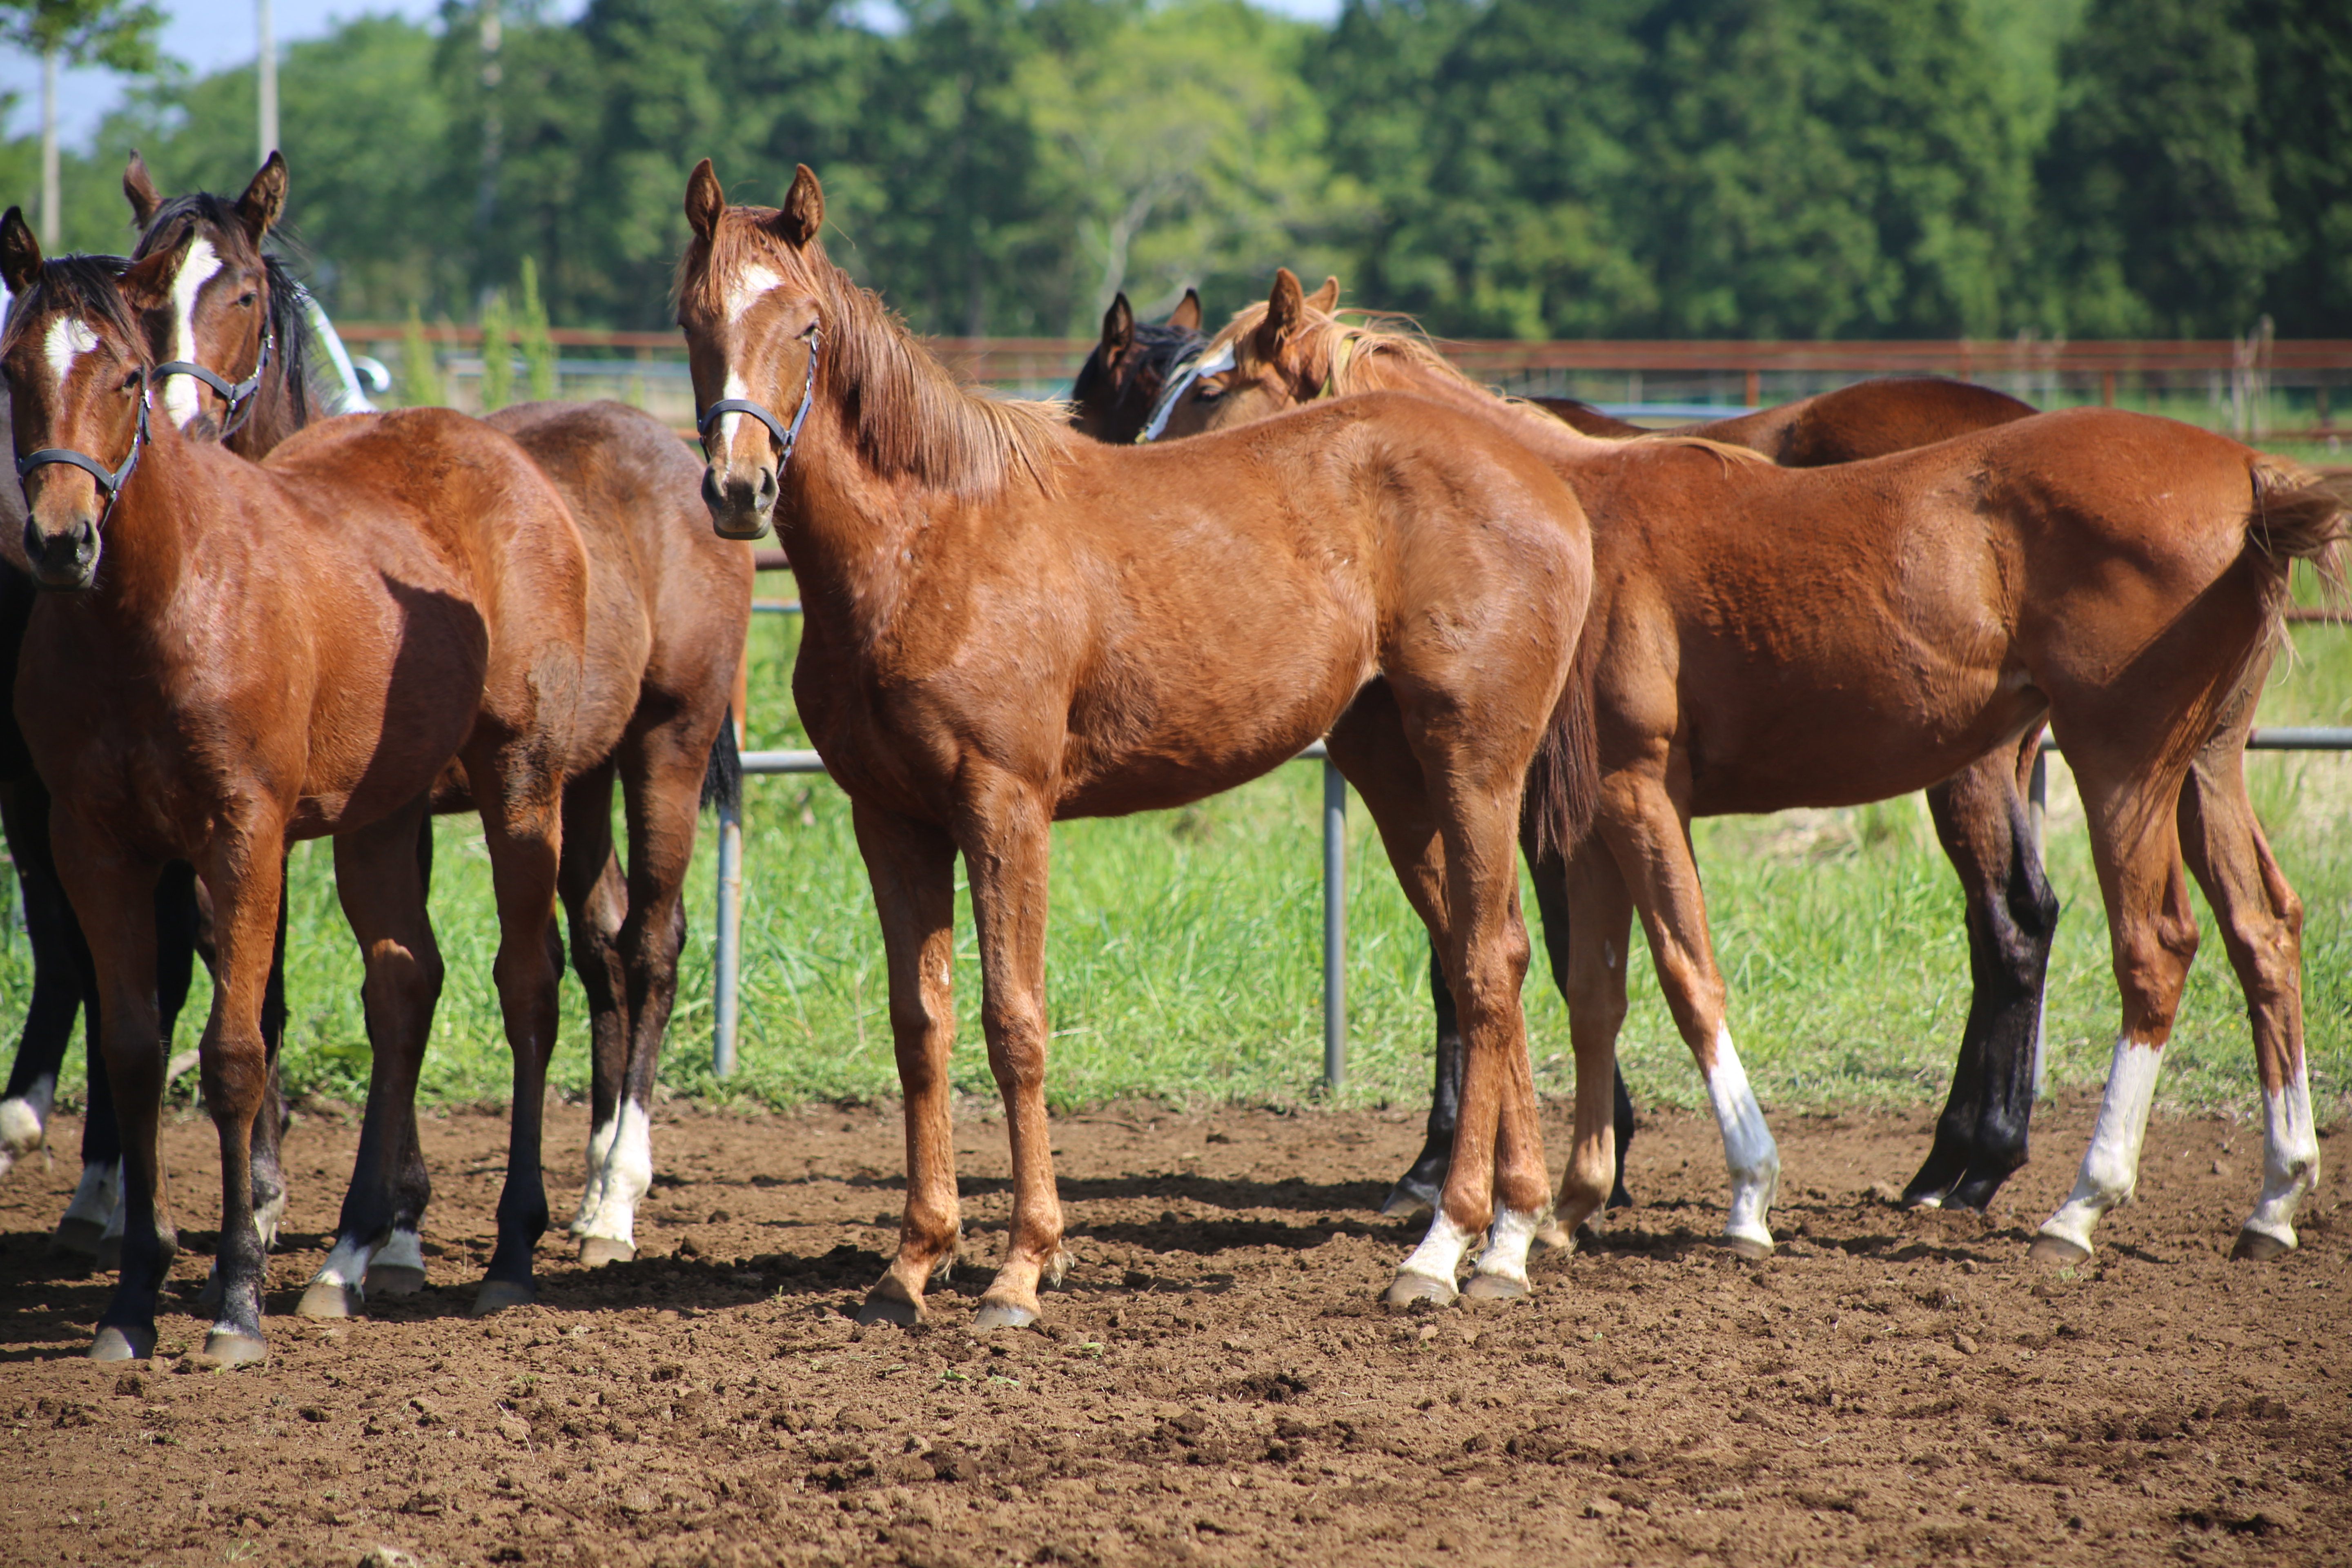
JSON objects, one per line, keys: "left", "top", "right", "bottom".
{"left": 1136, "top": 337, "right": 1236, "bottom": 443}
{"left": 697, "top": 323, "right": 821, "bottom": 474}
{"left": 16, "top": 375, "right": 151, "bottom": 529}
{"left": 154, "top": 326, "right": 272, "bottom": 438}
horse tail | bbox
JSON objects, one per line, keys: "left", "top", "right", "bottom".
{"left": 701, "top": 704, "right": 743, "bottom": 816}
{"left": 1524, "top": 605, "right": 1606, "bottom": 864}
{"left": 2247, "top": 457, "right": 2351, "bottom": 618}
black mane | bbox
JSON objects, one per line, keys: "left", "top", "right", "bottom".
{"left": 0, "top": 254, "right": 135, "bottom": 357}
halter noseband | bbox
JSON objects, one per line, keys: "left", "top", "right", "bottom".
{"left": 154, "top": 325, "right": 272, "bottom": 438}
{"left": 1136, "top": 338, "right": 1235, "bottom": 443}
{"left": 698, "top": 322, "right": 821, "bottom": 474}
{"left": 16, "top": 372, "right": 151, "bottom": 531}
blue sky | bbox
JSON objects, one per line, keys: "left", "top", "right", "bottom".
{"left": 5, "top": 0, "right": 1344, "bottom": 147}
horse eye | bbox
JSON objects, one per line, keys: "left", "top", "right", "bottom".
{"left": 238, "top": 292, "right": 258, "bottom": 308}
{"left": 122, "top": 372, "right": 141, "bottom": 393}
{"left": 1195, "top": 381, "right": 1226, "bottom": 403}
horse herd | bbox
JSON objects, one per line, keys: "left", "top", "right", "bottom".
{"left": 0, "top": 151, "right": 2338, "bottom": 1368}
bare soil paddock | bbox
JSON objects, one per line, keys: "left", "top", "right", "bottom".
{"left": 0, "top": 1095, "right": 2345, "bottom": 1567}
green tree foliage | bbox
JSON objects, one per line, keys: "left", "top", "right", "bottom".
{"left": 4, "top": 0, "right": 2341, "bottom": 339}
{"left": 0, "top": 0, "right": 161, "bottom": 69}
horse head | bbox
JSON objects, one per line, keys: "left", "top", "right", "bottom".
{"left": 0, "top": 208, "right": 169, "bottom": 590}
{"left": 1067, "top": 288, "right": 1205, "bottom": 444}
{"left": 677, "top": 158, "right": 828, "bottom": 541}
{"left": 123, "top": 150, "right": 290, "bottom": 441}
{"left": 1147, "top": 267, "right": 1339, "bottom": 440}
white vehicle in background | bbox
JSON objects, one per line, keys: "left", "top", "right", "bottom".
{"left": 303, "top": 291, "right": 392, "bottom": 412}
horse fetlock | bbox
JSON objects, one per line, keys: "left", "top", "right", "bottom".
{"left": 1388, "top": 1209, "right": 1479, "bottom": 1307}
{"left": 1723, "top": 1156, "right": 1780, "bottom": 1257}
{"left": 1468, "top": 1205, "right": 1545, "bottom": 1290}
{"left": 367, "top": 1227, "right": 428, "bottom": 1295}
{"left": 0, "top": 1079, "right": 53, "bottom": 1159}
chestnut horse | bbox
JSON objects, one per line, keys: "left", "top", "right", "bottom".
{"left": 1156, "top": 272, "right": 2342, "bottom": 1266}
{"left": 680, "top": 160, "right": 1596, "bottom": 1321}
{"left": 1, "top": 211, "right": 588, "bottom": 1361}
{"left": 1533, "top": 376, "right": 2035, "bottom": 465}
{"left": 110, "top": 154, "right": 751, "bottom": 1305}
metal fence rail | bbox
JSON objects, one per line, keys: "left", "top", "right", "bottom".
{"left": 708, "top": 724, "right": 2352, "bottom": 1092}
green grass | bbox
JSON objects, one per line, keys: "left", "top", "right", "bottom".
{"left": 4, "top": 566, "right": 2348, "bottom": 1127}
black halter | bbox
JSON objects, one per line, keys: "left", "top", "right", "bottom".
{"left": 16, "top": 373, "right": 151, "bottom": 531}
{"left": 154, "top": 325, "right": 272, "bottom": 438}
{"left": 697, "top": 323, "right": 821, "bottom": 475}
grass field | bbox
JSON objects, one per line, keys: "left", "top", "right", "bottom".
{"left": 4, "top": 474, "right": 2349, "bottom": 1135}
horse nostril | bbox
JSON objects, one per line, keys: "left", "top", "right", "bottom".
{"left": 700, "top": 466, "right": 728, "bottom": 517}
{"left": 755, "top": 468, "right": 777, "bottom": 509}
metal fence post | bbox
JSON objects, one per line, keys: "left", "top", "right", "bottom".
{"left": 1323, "top": 758, "right": 1347, "bottom": 1094}
{"left": 711, "top": 787, "right": 745, "bottom": 1079}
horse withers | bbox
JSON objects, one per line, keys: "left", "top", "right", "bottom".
{"left": 678, "top": 160, "right": 1597, "bottom": 1323}
{"left": 0, "top": 209, "right": 589, "bottom": 1361}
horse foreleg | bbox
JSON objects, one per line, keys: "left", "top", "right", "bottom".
{"left": 2176, "top": 747, "right": 2313, "bottom": 1261}
{"left": 852, "top": 800, "right": 960, "bottom": 1327}
{"left": 556, "top": 762, "right": 632, "bottom": 1259}
{"left": 1380, "top": 939, "right": 1462, "bottom": 1219}
{"left": 1542, "top": 841, "right": 1634, "bottom": 1246}
{"left": 955, "top": 775, "right": 1065, "bottom": 1332}
{"left": 1911, "top": 742, "right": 2058, "bottom": 1210}
{"left": 0, "top": 780, "right": 80, "bottom": 1181}
{"left": 301, "top": 803, "right": 441, "bottom": 1319}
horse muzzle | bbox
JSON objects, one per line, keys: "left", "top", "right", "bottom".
{"left": 23, "top": 513, "right": 99, "bottom": 590}
{"left": 701, "top": 462, "right": 777, "bottom": 541}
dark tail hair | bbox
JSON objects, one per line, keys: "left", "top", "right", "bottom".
{"left": 700, "top": 705, "right": 742, "bottom": 815}
{"left": 1523, "top": 612, "right": 1605, "bottom": 864}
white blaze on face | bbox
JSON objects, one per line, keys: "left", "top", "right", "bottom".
{"left": 1706, "top": 1025, "right": 1780, "bottom": 1251}
{"left": 42, "top": 315, "right": 98, "bottom": 390}
{"left": 713, "top": 264, "right": 784, "bottom": 456}
{"left": 162, "top": 236, "right": 225, "bottom": 429}
{"left": 2037, "top": 1033, "right": 2163, "bottom": 1255}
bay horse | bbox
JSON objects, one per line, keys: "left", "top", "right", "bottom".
{"left": 1155, "top": 271, "right": 2342, "bottom": 1266}
{"left": 1065, "top": 287, "right": 1200, "bottom": 443}
{"left": 110, "top": 153, "right": 751, "bottom": 1307}
{"left": 0, "top": 156, "right": 311, "bottom": 1261}
{"left": 0, "top": 210, "right": 588, "bottom": 1361}
{"left": 680, "top": 159, "right": 1597, "bottom": 1321}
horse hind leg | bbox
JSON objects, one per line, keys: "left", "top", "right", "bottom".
{"left": 555, "top": 762, "right": 635, "bottom": 1263}
{"left": 1381, "top": 940, "right": 1462, "bottom": 1219}
{"left": 2031, "top": 755, "right": 2201, "bottom": 1264}
{"left": 1910, "top": 744, "right": 2058, "bottom": 1211}
{"left": 2176, "top": 746, "right": 2314, "bottom": 1260}
{"left": 0, "top": 780, "right": 83, "bottom": 1181}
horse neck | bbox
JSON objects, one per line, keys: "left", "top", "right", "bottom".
{"left": 225, "top": 376, "right": 311, "bottom": 461}
{"left": 1339, "top": 347, "right": 1622, "bottom": 467}
{"left": 774, "top": 409, "right": 931, "bottom": 633}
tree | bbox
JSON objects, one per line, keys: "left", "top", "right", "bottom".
{"left": 0, "top": 0, "right": 164, "bottom": 245}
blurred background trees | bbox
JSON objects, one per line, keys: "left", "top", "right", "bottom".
{"left": 10, "top": 0, "right": 2345, "bottom": 338}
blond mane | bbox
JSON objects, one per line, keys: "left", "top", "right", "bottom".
{"left": 1215, "top": 302, "right": 1769, "bottom": 466}
{"left": 684, "top": 215, "right": 1066, "bottom": 500}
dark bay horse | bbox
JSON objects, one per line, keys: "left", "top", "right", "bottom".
{"left": 0, "top": 157, "right": 310, "bottom": 1258}
{"left": 680, "top": 160, "right": 1597, "bottom": 1321}
{"left": 1, "top": 212, "right": 589, "bottom": 1361}
{"left": 111, "top": 154, "right": 751, "bottom": 1306}
{"left": 1066, "top": 288, "right": 1200, "bottom": 443}
{"left": 1156, "top": 273, "right": 2342, "bottom": 1266}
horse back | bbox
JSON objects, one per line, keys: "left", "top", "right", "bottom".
{"left": 1697, "top": 377, "right": 2038, "bottom": 467}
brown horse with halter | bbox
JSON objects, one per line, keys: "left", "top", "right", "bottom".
{"left": 0, "top": 209, "right": 590, "bottom": 1362}
{"left": 679, "top": 160, "right": 1599, "bottom": 1322}
{"left": 106, "top": 152, "right": 752, "bottom": 1308}
{"left": 1156, "top": 270, "right": 2342, "bottom": 1268}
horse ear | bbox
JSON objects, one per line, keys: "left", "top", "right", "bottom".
{"left": 0, "top": 207, "right": 40, "bottom": 294}
{"left": 685, "top": 159, "right": 726, "bottom": 241}
{"left": 1305, "top": 276, "right": 1339, "bottom": 314}
{"left": 774, "top": 164, "right": 824, "bottom": 247}
{"left": 236, "top": 151, "right": 288, "bottom": 242}
{"left": 124, "top": 150, "right": 161, "bottom": 227}
{"left": 1167, "top": 288, "right": 1201, "bottom": 333}
{"left": 1100, "top": 293, "right": 1135, "bottom": 362}
{"left": 120, "top": 222, "right": 195, "bottom": 314}
{"left": 1259, "top": 268, "right": 1307, "bottom": 352}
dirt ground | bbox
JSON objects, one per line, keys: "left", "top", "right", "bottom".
{"left": 0, "top": 1091, "right": 2345, "bottom": 1568}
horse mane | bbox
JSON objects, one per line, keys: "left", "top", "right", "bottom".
{"left": 128, "top": 191, "right": 324, "bottom": 431}
{"left": 682, "top": 216, "right": 1064, "bottom": 499}
{"left": 1230, "top": 302, "right": 1770, "bottom": 466}
{"left": 0, "top": 254, "right": 135, "bottom": 356}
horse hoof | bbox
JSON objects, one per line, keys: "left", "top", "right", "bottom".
{"left": 1382, "top": 1271, "right": 1458, "bottom": 1310}
{"left": 2027, "top": 1234, "right": 2091, "bottom": 1266}
{"left": 578, "top": 1238, "right": 636, "bottom": 1269}
{"left": 1378, "top": 1184, "right": 1435, "bottom": 1221}
{"left": 366, "top": 1263, "right": 426, "bottom": 1296}
{"left": 51, "top": 1216, "right": 103, "bottom": 1260}
{"left": 1531, "top": 1221, "right": 1575, "bottom": 1254}
{"left": 2230, "top": 1228, "right": 2292, "bottom": 1263}
{"left": 472, "top": 1280, "right": 536, "bottom": 1317}
{"left": 1720, "top": 1233, "right": 1775, "bottom": 1261}
{"left": 297, "top": 1279, "right": 365, "bottom": 1319}
{"left": 199, "top": 1330, "right": 267, "bottom": 1366}
{"left": 971, "top": 1299, "right": 1038, "bottom": 1334}
{"left": 89, "top": 1325, "right": 154, "bottom": 1362}
{"left": 1462, "top": 1273, "right": 1528, "bottom": 1302}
